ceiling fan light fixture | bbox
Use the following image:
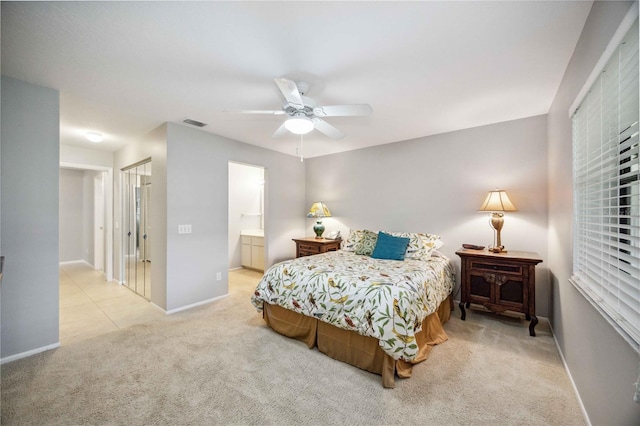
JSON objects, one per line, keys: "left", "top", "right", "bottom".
{"left": 284, "top": 116, "right": 314, "bottom": 135}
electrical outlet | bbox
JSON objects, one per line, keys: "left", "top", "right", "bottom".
{"left": 216, "top": 272, "right": 222, "bottom": 280}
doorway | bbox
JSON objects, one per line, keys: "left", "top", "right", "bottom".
{"left": 58, "top": 164, "right": 113, "bottom": 279}
{"left": 228, "top": 162, "right": 265, "bottom": 271}
{"left": 94, "top": 173, "right": 105, "bottom": 272}
{"left": 122, "top": 159, "right": 152, "bottom": 299}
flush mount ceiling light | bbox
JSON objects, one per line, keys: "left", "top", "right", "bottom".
{"left": 284, "top": 115, "right": 314, "bottom": 135}
{"left": 85, "top": 131, "right": 104, "bottom": 143}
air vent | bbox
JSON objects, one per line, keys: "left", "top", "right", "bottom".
{"left": 183, "top": 118, "right": 207, "bottom": 128}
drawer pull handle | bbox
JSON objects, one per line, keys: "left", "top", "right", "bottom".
{"left": 482, "top": 273, "right": 507, "bottom": 286}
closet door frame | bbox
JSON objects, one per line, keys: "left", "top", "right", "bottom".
{"left": 121, "top": 158, "right": 152, "bottom": 299}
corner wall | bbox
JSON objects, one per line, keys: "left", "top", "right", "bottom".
{"left": 547, "top": 1, "right": 640, "bottom": 423}
{"left": 113, "top": 124, "right": 168, "bottom": 310}
{"left": 305, "top": 115, "right": 550, "bottom": 315}
{"left": 1, "top": 76, "right": 60, "bottom": 359}
{"left": 113, "top": 122, "right": 306, "bottom": 313}
{"left": 164, "top": 123, "right": 305, "bottom": 311}
{"left": 59, "top": 169, "right": 84, "bottom": 262}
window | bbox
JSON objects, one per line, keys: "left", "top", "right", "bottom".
{"left": 571, "top": 16, "right": 640, "bottom": 352}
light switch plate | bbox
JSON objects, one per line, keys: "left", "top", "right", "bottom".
{"left": 178, "top": 224, "right": 192, "bottom": 234}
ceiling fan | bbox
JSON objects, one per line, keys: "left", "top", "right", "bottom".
{"left": 229, "top": 77, "right": 373, "bottom": 139}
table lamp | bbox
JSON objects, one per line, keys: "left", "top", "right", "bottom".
{"left": 307, "top": 202, "right": 331, "bottom": 238}
{"left": 478, "top": 189, "right": 517, "bottom": 253}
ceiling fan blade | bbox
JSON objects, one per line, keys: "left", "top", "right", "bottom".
{"left": 272, "top": 121, "right": 289, "bottom": 138}
{"left": 274, "top": 78, "right": 304, "bottom": 110}
{"left": 312, "top": 118, "right": 345, "bottom": 139}
{"left": 313, "top": 104, "right": 373, "bottom": 117}
{"left": 224, "top": 109, "right": 285, "bottom": 115}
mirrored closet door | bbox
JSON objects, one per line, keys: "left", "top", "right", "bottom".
{"left": 122, "top": 159, "right": 152, "bottom": 299}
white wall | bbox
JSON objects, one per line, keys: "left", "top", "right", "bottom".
{"left": 113, "top": 122, "right": 305, "bottom": 312}
{"left": 228, "top": 162, "right": 264, "bottom": 269}
{"left": 165, "top": 123, "right": 305, "bottom": 311}
{"left": 82, "top": 172, "right": 94, "bottom": 265}
{"left": 547, "top": 1, "right": 640, "bottom": 423}
{"left": 306, "top": 116, "right": 549, "bottom": 317}
{"left": 306, "top": 115, "right": 550, "bottom": 315}
{"left": 60, "top": 144, "right": 113, "bottom": 170}
{"left": 59, "top": 168, "right": 105, "bottom": 266}
{"left": 82, "top": 170, "right": 102, "bottom": 266}
{"left": 1, "top": 76, "right": 60, "bottom": 359}
{"left": 59, "top": 169, "right": 84, "bottom": 262}
{"left": 60, "top": 145, "right": 113, "bottom": 278}
{"left": 114, "top": 124, "right": 168, "bottom": 309}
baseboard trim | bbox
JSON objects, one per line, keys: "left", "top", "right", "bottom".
{"left": 164, "top": 294, "right": 230, "bottom": 315}
{"left": 549, "top": 322, "right": 592, "bottom": 426}
{"left": 59, "top": 260, "right": 90, "bottom": 266}
{"left": 150, "top": 301, "right": 166, "bottom": 313}
{"left": 1, "top": 342, "right": 60, "bottom": 365}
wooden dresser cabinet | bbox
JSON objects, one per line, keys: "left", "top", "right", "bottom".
{"left": 456, "top": 248, "right": 543, "bottom": 336}
{"left": 293, "top": 237, "right": 342, "bottom": 258}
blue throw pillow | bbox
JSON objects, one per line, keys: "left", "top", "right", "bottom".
{"left": 371, "top": 232, "right": 410, "bottom": 261}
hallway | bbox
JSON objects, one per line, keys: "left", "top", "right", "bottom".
{"left": 59, "top": 263, "right": 262, "bottom": 346}
{"left": 59, "top": 262, "right": 164, "bottom": 346}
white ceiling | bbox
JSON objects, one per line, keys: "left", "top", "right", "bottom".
{"left": 1, "top": 1, "right": 592, "bottom": 158}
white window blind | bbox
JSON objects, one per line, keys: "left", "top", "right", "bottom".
{"left": 571, "top": 17, "right": 640, "bottom": 352}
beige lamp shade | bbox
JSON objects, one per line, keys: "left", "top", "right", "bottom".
{"left": 307, "top": 202, "right": 332, "bottom": 218}
{"left": 478, "top": 190, "right": 517, "bottom": 212}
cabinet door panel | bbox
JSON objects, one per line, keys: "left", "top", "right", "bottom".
{"left": 251, "top": 245, "right": 264, "bottom": 270}
{"left": 241, "top": 244, "right": 251, "bottom": 267}
{"left": 469, "top": 274, "right": 491, "bottom": 302}
{"left": 499, "top": 279, "right": 524, "bottom": 303}
{"left": 497, "top": 277, "right": 526, "bottom": 311}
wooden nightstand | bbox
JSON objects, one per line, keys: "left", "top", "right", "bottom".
{"left": 456, "top": 248, "right": 543, "bottom": 336}
{"left": 293, "top": 237, "right": 342, "bottom": 258}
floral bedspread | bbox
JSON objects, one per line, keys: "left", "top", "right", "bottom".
{"left": 251, "top": 250, "right": 454, "bottom": 361}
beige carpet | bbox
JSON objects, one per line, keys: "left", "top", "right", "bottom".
{"left": 1, "top": 269, "right": 585, "bottom": 425}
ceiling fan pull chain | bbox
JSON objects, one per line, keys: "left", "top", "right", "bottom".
{"left": 300, "top": 134, "right": 304, "bottom": 162}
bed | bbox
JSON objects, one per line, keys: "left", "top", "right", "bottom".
{"left": 251, "top": 230, "right": 455, "bottom": 388}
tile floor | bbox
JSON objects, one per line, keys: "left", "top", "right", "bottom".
{"left": 59, "top": 262, "right": 262, "bottom": 346}
{"left": 59, "top": 262, "right": 165, "bottom": 346}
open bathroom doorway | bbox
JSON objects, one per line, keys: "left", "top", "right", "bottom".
{"left": 228, "top": 162, "right": 265, "bottom": 273}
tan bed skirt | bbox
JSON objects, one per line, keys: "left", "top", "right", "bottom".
{"left": 263, "top": 295, "right": 452, "bottom": 388}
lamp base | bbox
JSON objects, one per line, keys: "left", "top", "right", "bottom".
{"left": 489, "top": 212, "right": 508, "bottom": 253}
{"left": 313, "top": 220, "right": 325, "bottom": 239}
